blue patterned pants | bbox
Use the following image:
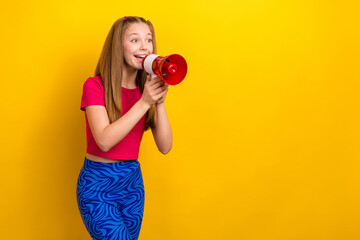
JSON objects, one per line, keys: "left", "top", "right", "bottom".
{"left": 76, "top": 157, "right": 145, "bottom": 240}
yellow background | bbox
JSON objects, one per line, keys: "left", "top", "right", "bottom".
{"left": 1, "top": 0, "right": 359, "bottom": 239}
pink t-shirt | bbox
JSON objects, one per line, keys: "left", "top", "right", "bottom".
{"left": 80, "top": 76, "right": 145, "bottom": 160}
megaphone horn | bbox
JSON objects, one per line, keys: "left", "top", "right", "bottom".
{"left": 142, "top": 54, "right": 187, "bottom": 85}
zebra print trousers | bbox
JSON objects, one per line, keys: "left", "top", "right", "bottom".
{"left": 76, "top": 157, "right": 145, "bottom": 240}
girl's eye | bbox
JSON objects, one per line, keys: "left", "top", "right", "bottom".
{"left": 131, "top": 39, "right": 137, "bottom": 43}
{"left": 147, "top": 39, "right": 153, "bottom": 43}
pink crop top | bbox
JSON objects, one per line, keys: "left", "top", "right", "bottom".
{"left": 80, "top": 76, "right": 145, "bottom": 160}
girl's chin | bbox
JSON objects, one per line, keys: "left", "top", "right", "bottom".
{"left": 131, "top": 59, "right": 142, "bottom": 67}
{"left": 133, "top": 65, "right": 143, "bottom": 70}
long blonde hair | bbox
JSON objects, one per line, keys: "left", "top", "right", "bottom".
{"left": 94, "top": 16, "right": 156, "bottom": 130}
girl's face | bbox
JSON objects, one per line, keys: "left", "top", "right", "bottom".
{"left": 123, "top": 22, "right": 153, "bottom": 71}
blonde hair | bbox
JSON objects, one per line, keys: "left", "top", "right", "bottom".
{"left": 94, "top": 16, "right": 156, "bottom": 130}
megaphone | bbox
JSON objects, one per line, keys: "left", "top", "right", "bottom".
{"left": 142, "top": 54, "right": 187, "bottom": 85}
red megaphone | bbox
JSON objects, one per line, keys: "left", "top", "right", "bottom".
{"left": 142, "top": 54, "right": 187, "bottom": 85}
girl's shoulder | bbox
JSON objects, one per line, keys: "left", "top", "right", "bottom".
{"left": 85, "top": 75, "right": 103, "bottom": 84}
{"left": 83, "top": 76, "right": 104, "bottom": 90}
{"left": 81, "top": 76, "right": 105, "bottom": 111}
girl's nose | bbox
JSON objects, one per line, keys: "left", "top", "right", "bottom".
{"left": 140, "top": 41, "right": 147, "bottom": 51}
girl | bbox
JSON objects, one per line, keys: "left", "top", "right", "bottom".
{"left": 76, "top": 16, "right": 172, "bottom": 240}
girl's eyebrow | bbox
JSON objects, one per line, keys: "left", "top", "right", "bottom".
{"left": 128, "top": 33, "right": 152, "bottom": 37}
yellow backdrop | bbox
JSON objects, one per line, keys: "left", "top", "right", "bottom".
{"left": 1, "top": 0, "right": 359, "bottom": 239}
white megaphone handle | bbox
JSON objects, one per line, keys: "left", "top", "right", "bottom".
{"left": 143, "top": 54, "right": 159, "bottom": 80}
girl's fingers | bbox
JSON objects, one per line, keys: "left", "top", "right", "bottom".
{"left": 154, "top": 87, "right": 168, "bottom": 100}
{"left": 144, "top": 75, "right": 169, "bottom": 102}
{"left": 155, "top": 83, "right": 168, "bottom": 94}
{"left": 153, "top": 86, "right": 164, "bottom": 96}
{"left": 146, "top": 76, "right": 168, "bottom": 89}
{"left": 150, "top": 80, "right": 166, "bottom": 92}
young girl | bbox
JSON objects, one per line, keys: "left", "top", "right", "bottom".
{"left": 76, "top": 16, "right": 172, "bottom": 240}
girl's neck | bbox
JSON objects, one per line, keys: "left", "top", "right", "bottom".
{"left": 122, "top": 65, "right": 138, "bottom": 88}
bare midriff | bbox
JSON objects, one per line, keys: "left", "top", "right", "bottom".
{"left": 86, "top": 153, "right": 127, "bottom": 163}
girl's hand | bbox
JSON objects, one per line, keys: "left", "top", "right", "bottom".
{"left": 156, "top": 82, "right": 168, "bottom": 105}
{"left": 141, "top": 75, "right": 168, "bottom": 107}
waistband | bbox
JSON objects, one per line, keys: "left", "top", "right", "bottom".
{"left": 85, "top": 156, "right": 137, "bottom": 163}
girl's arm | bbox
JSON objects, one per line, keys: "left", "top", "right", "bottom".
{"left": 86, "top": 100, "right": 149, "bottom": 152}
{"left": 151, "top": 87, "right": 173, "bottom": 154}
{"left": 86, "top": 77, "right": 167, "bottom": 152}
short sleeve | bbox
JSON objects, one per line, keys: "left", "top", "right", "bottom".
{"left": 80, "top": 77, "right": 105, "bottom": 111}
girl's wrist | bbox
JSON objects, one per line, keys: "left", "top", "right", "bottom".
{"left": 139, "top": 98, "right": 152, "bottom": 110}
{"left": 156, "top": 102, "right": 165, "bottom": 108}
